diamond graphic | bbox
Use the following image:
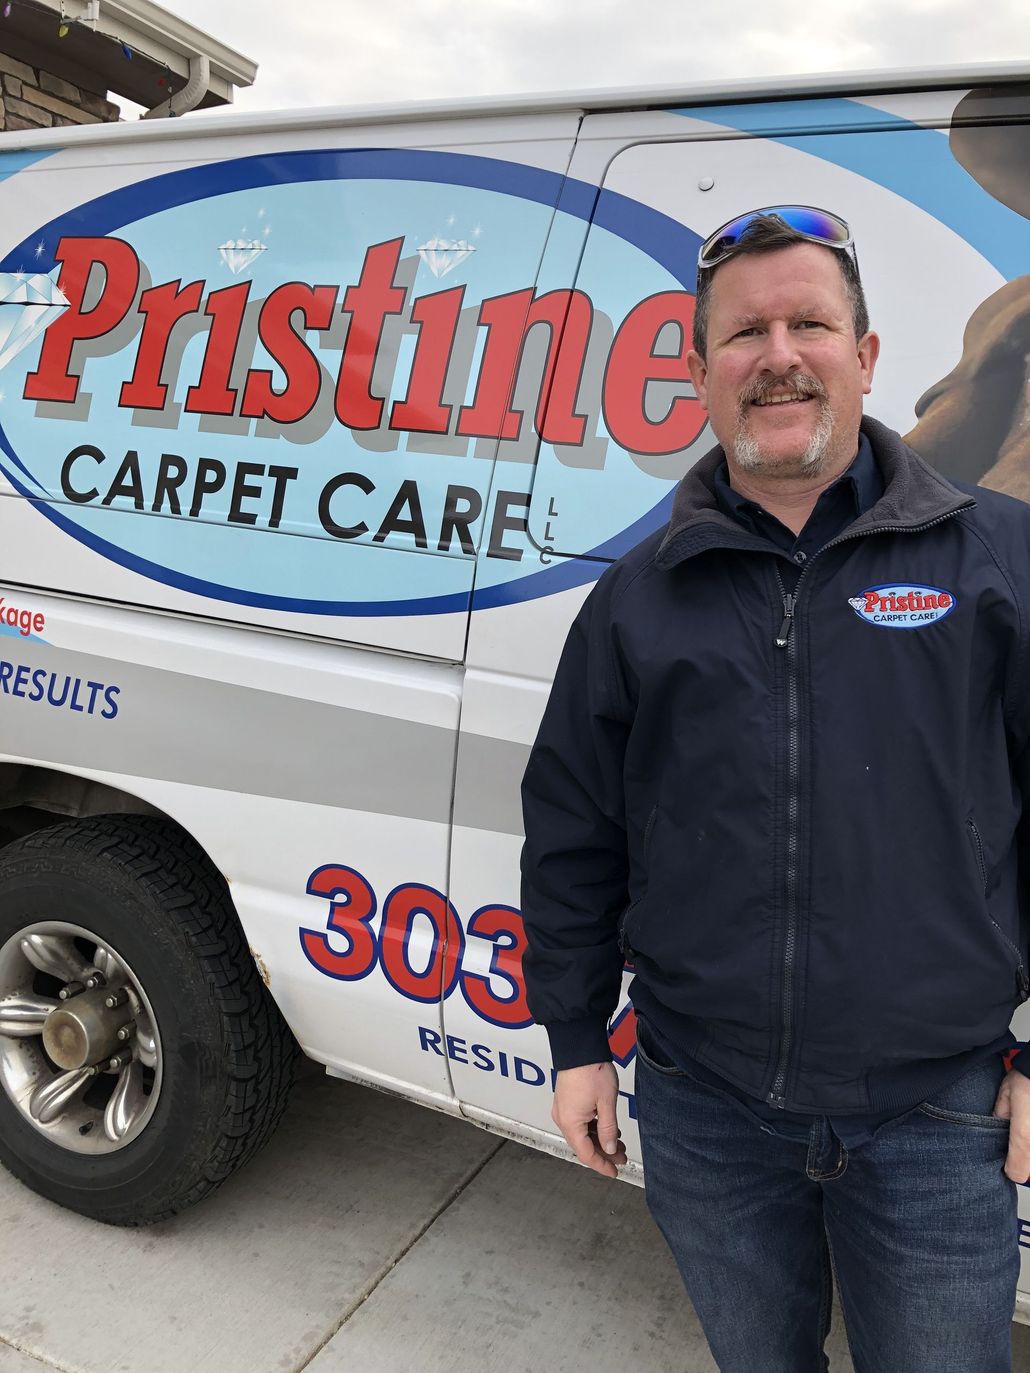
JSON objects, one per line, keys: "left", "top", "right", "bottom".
{"left": 0, "top": 270, "right": 69, "bottom": 373}
{"left": 848, "top": 597, "right": 866, "bottom": 611}
{"left": 218, "top": 239, "right": 267, "bottom": 275}
{"left": 417, "top": 236, "right": 475, "bottom": 279}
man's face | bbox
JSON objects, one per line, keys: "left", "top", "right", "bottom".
{"left": 687, "top": 243, "right": 880, "bottom": 480}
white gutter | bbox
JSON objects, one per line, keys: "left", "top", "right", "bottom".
{"left": 26, "top": 0, "right": 256, "bottom": 105}
{"left": 141, "top": 53, "right": 210, "bottom": 119}
{"left": 99, "top": 0, "right": 254, "bottom": 100}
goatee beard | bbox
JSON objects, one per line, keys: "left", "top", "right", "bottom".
{"left": 731, "top": 374, "right": 835, "bottom": 477}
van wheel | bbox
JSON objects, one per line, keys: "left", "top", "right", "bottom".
{"left": 0, "top": 815, "right": 297, "bottom": 1225}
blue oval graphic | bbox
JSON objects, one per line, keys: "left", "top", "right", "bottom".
{"left": 0, "top": 149, "right": 702, "bottom": 617}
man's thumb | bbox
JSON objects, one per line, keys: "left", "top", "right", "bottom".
{"left": 993, "top": 1079, "right": 1013, "bottom": 1119}
{"left": 597, "top": 1106, "right": 620, "bottom": 1154}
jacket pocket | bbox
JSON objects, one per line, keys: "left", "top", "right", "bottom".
{"left": 966, "top": 817, "right": 1029, "bottom": 1001}
{"left": 619, "top": 803, "right": 658, "bottom": 958}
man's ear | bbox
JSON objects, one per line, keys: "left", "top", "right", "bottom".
{"left": 687, "top": 349, "right": 710, "bottom": 411}
{"left": 858, "top": 331, "right": 880, "bottom": 396}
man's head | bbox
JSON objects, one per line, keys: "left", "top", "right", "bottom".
{"left": 687, "top": 207, "right": 879, "bottom": 482}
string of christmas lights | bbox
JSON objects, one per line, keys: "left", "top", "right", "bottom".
{"left": 0, "top": 0, "right": 178, "bottom": 89}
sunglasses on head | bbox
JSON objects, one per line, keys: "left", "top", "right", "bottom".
{"left": 698, "top": 206, "right": 856, "bottom": 271}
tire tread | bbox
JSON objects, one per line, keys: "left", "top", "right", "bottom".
{"left": 2, "top": 815, "right": 297, "bottom": 1224}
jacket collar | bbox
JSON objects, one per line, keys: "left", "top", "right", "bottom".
{"left": 655, "top": 414, "right": 976, "bottom": 570}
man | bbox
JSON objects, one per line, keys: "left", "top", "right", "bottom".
{"left": 520, "top": 206, "right": 1030, "bottom": 1372}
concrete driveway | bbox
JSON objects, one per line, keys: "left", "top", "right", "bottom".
{"left": 3, "top": 1066, "right": 1030, "bottom": 1373}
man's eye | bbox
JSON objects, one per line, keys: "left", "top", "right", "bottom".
{"left": 798, "top": 320, "right": 825, "bottom": 330}
{"left": 734, "top": 327, "right": 758, "bottom": 339}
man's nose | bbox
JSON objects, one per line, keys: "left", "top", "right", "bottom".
{"left": 759, "top": 322, "right": 803, "bottom": 376}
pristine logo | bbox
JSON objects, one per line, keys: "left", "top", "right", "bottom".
{"left": 0, "top": 149, "right": 705, "bottom": 617}
{"left": 848, "top": 584, "right": 956, "bottom": 629}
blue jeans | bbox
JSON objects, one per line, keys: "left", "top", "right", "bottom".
{"left": 634, "top": 1016, "right": 1019, "bottom": 1372}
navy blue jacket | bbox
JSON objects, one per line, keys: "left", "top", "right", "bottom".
{"left": 520, "top": 416, "right": 1030, "bottom": 1114}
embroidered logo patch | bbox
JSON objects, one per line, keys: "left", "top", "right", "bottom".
{"left": 848, "top": 584, "right": 956, "bottom": 629}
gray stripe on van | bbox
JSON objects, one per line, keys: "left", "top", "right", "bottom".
{"left": 452, "top": 733, "right": 530, "bottom": 838}
{"left": 0, "top": 640, "right": 534, "bottom": 835}
{"left": 0, "top": 640, "right": 460, "bottom": 824}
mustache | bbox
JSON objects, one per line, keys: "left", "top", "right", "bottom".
{"left": 738, "top": 373, "right": 828, "bottom": 412}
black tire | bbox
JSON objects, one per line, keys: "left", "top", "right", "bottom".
{"left": 0, "top": 814, "right": 298, "bottom": 1225}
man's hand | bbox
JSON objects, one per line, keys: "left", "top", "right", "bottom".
{"left": 552, "top": 1061, "right": 628, "bottom": 1178}
{"left": 991, "top": 1067, "right": 1030, "bottom": 1182}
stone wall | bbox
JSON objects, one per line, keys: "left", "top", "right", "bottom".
{"left": 0, "top": 49, "right": 119, "bottom": 130}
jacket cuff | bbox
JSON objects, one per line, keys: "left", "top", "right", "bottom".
{"left": 545, "top": 1017, "right": 614, "bottom": 1071}
{"left": 1011, "top": 1046, "right": 1030, "bottom": 1079}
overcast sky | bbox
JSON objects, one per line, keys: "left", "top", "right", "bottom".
{"left": 166, "top": 0, "right": 1028, "bottom": 115}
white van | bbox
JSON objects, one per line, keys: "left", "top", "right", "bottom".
{"left": 1, "top": 56, "right": 1029, "bottom": 1311}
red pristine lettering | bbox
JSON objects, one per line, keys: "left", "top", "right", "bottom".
{"left": 26, "top": 236, "right": 141, "bottom": 404}
{"left": 241, "top": 283, "right": 338, "bottom": 425}
{"left": 603, "top": 291, "right": 705, "bottom": 454}
{"left": 334, "top": 238, "right": 407, "bottom": 431}
{"left": 26, "top": 235, "right": 722, "bottom": 463}
{"left": 120, "top": 279, "right": 205, "bottom": 410}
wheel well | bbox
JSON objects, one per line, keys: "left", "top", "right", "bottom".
{"left": 0, "top": 763, "right": 173, "bottom": 848}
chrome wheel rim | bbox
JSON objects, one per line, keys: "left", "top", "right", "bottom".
{"left": 0, "top": 921, "right": 162, "bottom": 1153}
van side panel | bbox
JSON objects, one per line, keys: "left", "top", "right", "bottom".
{"left": 0, "top": 114, "right": 581, "bottom": 657}
{"left": 445, "top": 87, "right": 1030, "bottom": 1203}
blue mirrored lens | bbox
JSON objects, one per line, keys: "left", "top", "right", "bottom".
{"left": 772, "top": 207, "right": 850, "bottom": 242}
{"left": 700, "top": 205, "right": 850, "bottom": 265}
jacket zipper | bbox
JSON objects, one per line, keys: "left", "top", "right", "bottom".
{"left": 775, "top": 594, "right": 796, "bottom": 649}
{"left": 769, "top": 562, "right": 802, "bottom": 1106}
{"left": 766, "top": 507, "right": 969, "bottom": 1107}
{"left": 643, "top": 802, "right": 658, "bottom": 853}
{"left": 967, "top": 817, "right": 988, "bottom": 891}
{"left": 619, "top": 803, "right": 659, "bottom": 958}
{"left": 966, "top": 818, "right": 1030, "bottom": 1000}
